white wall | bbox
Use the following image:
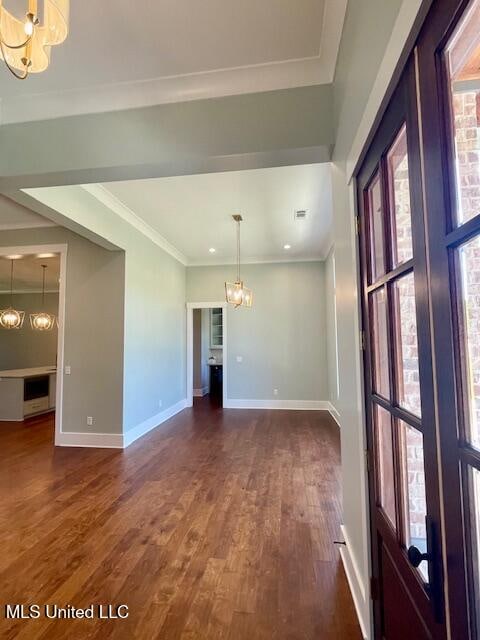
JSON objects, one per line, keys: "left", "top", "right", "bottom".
{"left": 187, "top": 262, "right": 328, "bottom": 404}
{"left": 0, "top": 292, "right": 59, "bottom": 371}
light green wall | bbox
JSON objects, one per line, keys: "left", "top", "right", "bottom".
{"left": 0, "top": 292, "right": 59, "bottom": 371}
{"left": 0, "top": 226, "right": 125, "bottom": 434}
{"left": 122, "top": 233, "right": 186, "bottom": 432}
{"left": 0, "top": 85, "right": 333, "bottom": 190}
{"left": 187, "top": 262, "right": 328, "bottom": 402}
{"left": 17, "top": 186, "right": 188, "bottom": 434}
{"left": 324, "top": 249, "right": 338, "bottom": 407}
{"left": 333, "top": 0, "right": 404, "bottom": 159}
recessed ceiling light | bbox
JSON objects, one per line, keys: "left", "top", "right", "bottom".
{"left": 283, "top": 244, "right": 291, "bottom": 250}
{"left": 36, "top": 253, "right": 56, "bottom": 259}
{"left": 209, "top": 248, "right": 216, "bottom": 253}
{"left": 5, "top": 254, "right": 23, "bottom": 260}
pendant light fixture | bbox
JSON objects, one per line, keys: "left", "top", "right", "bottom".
{"left": 0, "top": 259, "right": 25, "bottom": 329}
{"left": 30, "top": 264, "right": 56, "bottom": 331}
{"left": 225, "top": 214, "right": 253, "bottom": 308}
{"left": 0, "top": 1, "right": 69, "bottom": 80}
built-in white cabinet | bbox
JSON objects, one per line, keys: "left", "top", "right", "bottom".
{"left": 0, "top": 367, "right": 57, "bottom": 421}
{"left": 210, "top": 308, "right": 223, "bottom": 349}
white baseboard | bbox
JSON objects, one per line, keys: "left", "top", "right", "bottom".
{"left": 327, "top": 402, "right": 341, "bottom": 428}
{"left": 193, "top": 387, "right": 208, "bottom": 397}
{"left": 339, "top": 524, "right": 370, "bottom": 640}
{"left": 223, "top": 399, "right": 331, "bottom": 410}
{"left": 123, "top": 398, "right": 188, "bottom": 447}
{"left": 55, "top": 431, "right": 123, "bottom": 448}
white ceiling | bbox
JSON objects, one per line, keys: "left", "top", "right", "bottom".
{"left": 0, "top": 0, "right": 347, "bottom": 124}
{"left": 98, "top": 164, "right": 332, "bottom": 265}
{"left": 0, "top": 253, "right": 60, "bottom": 293}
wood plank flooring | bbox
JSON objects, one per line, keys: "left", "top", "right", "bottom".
{"left": 0, "top": 400, "right": 362, "bottom": 639}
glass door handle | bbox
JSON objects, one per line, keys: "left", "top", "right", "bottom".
{"left": 407, "top": 545, "right": 431, "bottom": 568}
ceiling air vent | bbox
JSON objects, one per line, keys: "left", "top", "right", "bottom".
{"left": 294, "top": 209, "right": 308, "bottom": 220}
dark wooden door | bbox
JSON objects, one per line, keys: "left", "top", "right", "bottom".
{"left": 358, "top": 0, "right": 480, "bottom": 638}
{"left": 358, "top": 58, "right": 447, "bottom": 640}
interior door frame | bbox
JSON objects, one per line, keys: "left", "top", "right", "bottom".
{"left": 0, "top": 243, "right": 67, "bottom": 445}
{"left": 357, "top": 59, "right": 447, "bottom": 639}
{"left": 186, "top": 301, "right": 227, "bottom": 407}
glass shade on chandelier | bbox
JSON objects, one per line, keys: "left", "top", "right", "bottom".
{"left": 30, "top": 311, "right": 55, "bottom": 331}
{"left": 30, "top": 264, "right": 56, "bottom": 331}
{"left": 0, "top": 259, "right": 25, "bottom": 329}
{"left": 0, "top": 307, "right": 25, "bottom": 329}
{"left": 0, "top": 0, "right": 69, "bottom": 79}
{"left": 225, "top": 281, "right": 253, "bottom": 308}
{"left": 225, "top": 214, "right": 253, "bottom": 309}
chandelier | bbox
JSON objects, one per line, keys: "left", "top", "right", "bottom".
{"left": 0, "top": 1, "right": 69, "bottom": 80}
{"left": 0, "top": 259, "right": 25, "bottom": 329}
{"left": 30, "top": 264, "right": 56, "bottom": 331}
{"left": 225, "top": 214, "right": 253, "bottom": 308}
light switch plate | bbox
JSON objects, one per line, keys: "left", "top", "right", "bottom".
{"left": 236, "top": 356, "right": 243, "bottom": 363}
{"left": 65, "top": 365, "right": 71, "bottom": 375}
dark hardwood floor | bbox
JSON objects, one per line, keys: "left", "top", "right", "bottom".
{"left": 0, "top": 401, "right": 361, "bottom": 639}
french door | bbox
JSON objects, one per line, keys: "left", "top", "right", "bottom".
{"left": 358, "top": 0, "right": 480, "bottom": 638}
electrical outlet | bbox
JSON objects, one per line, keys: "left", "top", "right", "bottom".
{"left": 65, "top": 365, "right": 71, "bottom": 375}
{"left": 87, "top": 416, "right": 93, "bottom": 426}
{"left": 158, "top": 399, "right": 163, "bottom": 408}
{"left": 273, "top": 388, "right": 278, "bottom": 396}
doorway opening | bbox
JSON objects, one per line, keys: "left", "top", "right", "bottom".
{"left": 0, "top": 244, "right": 67, "bottom": 444}
{"left": 186, "top": 302, "right": 227, "bottom": 408}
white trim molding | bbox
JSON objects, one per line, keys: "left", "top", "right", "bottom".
{"left": 123, "top": 398, "right": 188, "bottom": 448}
{"left": 339, "top": 525, "right": 370, "bottom": 640}
{"left": 327, "top": 402, "right": 341, "bottom": 427}
{"left": 56, "top": 431, "right": 124, "bottom": 449}
{"left": 81, "top": 184, "right": 188, "bottom": 265}
{"left": 186, "top": 302, "right": 228, "bottom": 409}
{"left": 223, "top": 399, "right": 331, "bottom": 410}
{"left": 0, "top": 0, "right": 347, "bottom": 125}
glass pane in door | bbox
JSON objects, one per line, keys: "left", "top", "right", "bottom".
{"left": 399, "top": 420, "right": 429, "bottom": 582}
{"left": 469, "top": 466, "right": 480, "bottom": 635}
{"left": 387, "top": 124, "right": 413, "bottom": 266}
{"left": 394, "top": 273, "right": 421, "bottom": 416}
{"left": 367, "top": 172, "right": 386, "bottom": 281}
{"left": 371, "top": 287, "right": 390, "bottom": 399}
{"left": 375, "top": 405, "right": 397, "bottom": 528}
{"left": 457, "top": 235, "right": 480, "bottom": 450}
{"left": 445, "top": 0, "right": 480, "bottom": 226}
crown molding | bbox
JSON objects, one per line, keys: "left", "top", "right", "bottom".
{"left": 0, "top": 221, "right": 56, "bottom": 231}
{"left": 81, "top": 184, "right": 188, "bottom": 266}
{"left": 0, "top": 1, "right": 347, "bottom": 125}
{"left": 187, "top": 256, "right": 326, "bottom": 267}
{"left": 0, "top": 289, "right": 59, "bottom": 295}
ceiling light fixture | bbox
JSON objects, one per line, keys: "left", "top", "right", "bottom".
{"left": 0, "top": 259, "right": 25, "bottom": 329}
{"left": 0, "top": 1, "right": 69, "bottom": 80}
{"left": 225, "top": 214, "right": 253, "bottom": 308}
{"left": 209, "top": 248, "right": 216, "bottom": 253}
{"left": 284, "top": 244, "right": 291, "bottom": 250}
{"left": 36, "top": 252, "right": 56, "bottom": 259}
{"left": 30, "top": 264, "right": 56, "bottom": 331}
